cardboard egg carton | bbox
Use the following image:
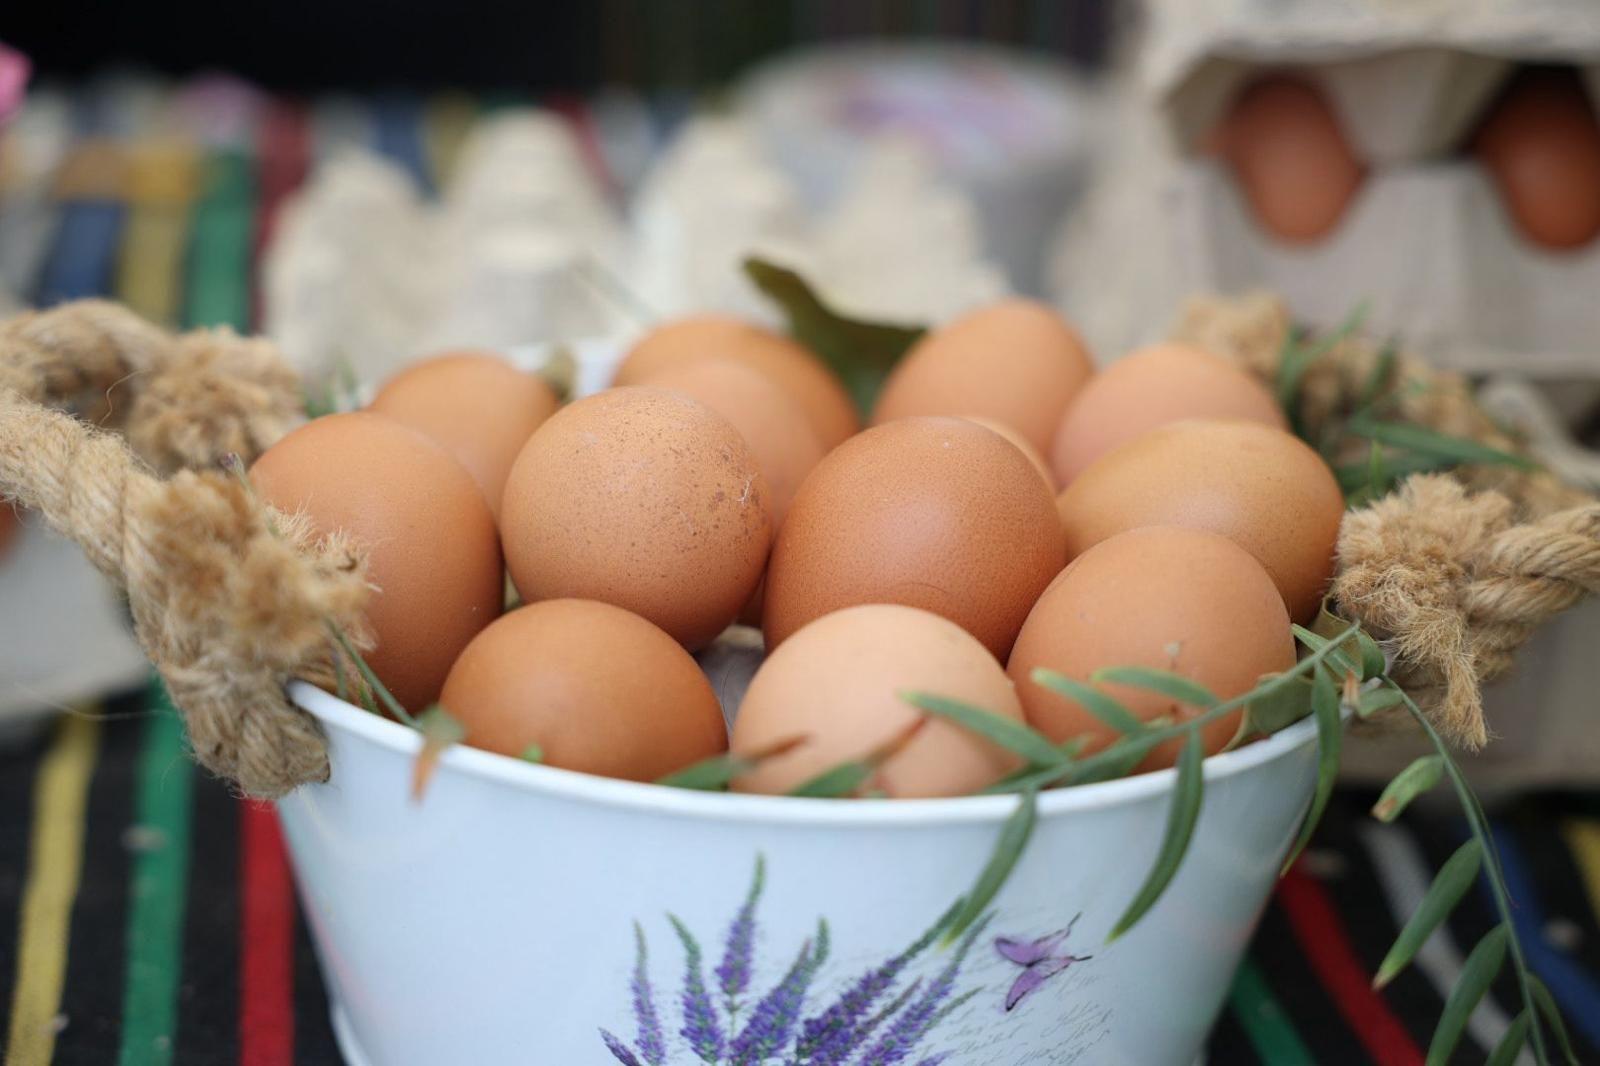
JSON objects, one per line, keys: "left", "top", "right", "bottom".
{"left": 1053, "top": 0, "right": 1600, "bottom": 380}
{"left": 1146, "top": 0, "right": 1600, "bottom": 163}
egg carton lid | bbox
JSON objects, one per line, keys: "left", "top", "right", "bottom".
{"left": 1144, "top": 0, "right": 1600, "bottom": 159}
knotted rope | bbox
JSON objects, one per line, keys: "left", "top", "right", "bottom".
{"left": 0, "top": 300, "right": 370, "bottom": 797}
{"left": 1175, "top": 293, "right": 1600, "bottom": 747}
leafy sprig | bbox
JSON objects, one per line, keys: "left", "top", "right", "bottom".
{"left": 1274, "top": 312, "right": 1536, "bottom": 503}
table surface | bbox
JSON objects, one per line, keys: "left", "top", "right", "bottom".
{"left": 4, "top": 83, "right": 1600, "bottom": 1065}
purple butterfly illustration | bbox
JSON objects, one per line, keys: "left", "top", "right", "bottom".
{"left": 994, "top": 913, "right": 1093, "bottom": 1012}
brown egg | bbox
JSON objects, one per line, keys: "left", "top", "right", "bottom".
{"left": 871, "top": 299, "right": 1094, "bottom": 455}
{"left": 440, "top": 599, "right": 726, "bottom": 781}
{"left": 369, "top": 350, "right": 560, "bottom": 521}
{"left": 1473, "top": 68, "right": 1600, "bottom": 251}
{"left": 962, "top": 415, "right": 1056, "bottom": 490}
{"left": 764, "top": 416, "right": 1065, "bottom": 660}
{"left": 732, "top": 604, "right": 1024, "bottom": 797}
{"left": 637, "top": 358, "right": 824, "bottom": 529}
{"left": 250, "top": 412, "right": 504, "bottom": 712}
{"left": 1050, "top": 343, "right": 1287, "bottom": 486}
{"left": 1007, "top": 526, "right": 1295, "bottom": 769}
{"left": 500, "top": 387, "right": 772, "bottom": 650}
{"left": 1056, "top": 419, "right": 1344, "bottom": 623}
{"left": 1216, "top": 75, "right": 1365, "bottom": 244}
{"left": 613, "top": 314, "right": 859, "bottom": 449}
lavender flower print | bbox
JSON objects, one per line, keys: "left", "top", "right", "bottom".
{"left": 857, "top": 916, "right": 992, "bottom": 1066}
{"left": 599, "top": 857, "right": 987, "bottom": 1065}
{"left": 669, "top": 915, "right": 726, "bottom": 1063}
{"left": 715, "top": 854, "right": 764, "bottom": 1021}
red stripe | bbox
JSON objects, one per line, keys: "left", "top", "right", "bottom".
{"left": 547, "top": 95, "right": 617, "bottom": 199}
{"left": 251, "top": 100, "right": 309, "bottom": 326}
{"left": 239, "top": 99, "right": 308, "bottom": 1066}
{"left": 1277, "top": 865, "right": 1425, "bottom": 1066}
{"left": 239, "top": 802, "right": 295, "bottom": 1066}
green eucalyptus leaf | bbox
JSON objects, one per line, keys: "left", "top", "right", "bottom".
{"left": 1089, "top": 666, "right": 1218, "bottom": 710}
{"left": 902, "top": 691, "right": 1071, "bottom": 767}
{"left": 1345, "top": 413, "right": 1536, "bottom": 472}
{"left": 1280, "top": 667, "right": 1343, "bottom": 875}
{"left": 411, "top": 704, "right": 466, "bottom": 801}
{"left": 1428, "top": 924, "right": 1509, "bottom": 1066}
{"left": 1030, "top": 669, "right": 1146, "bottom": 736}
{"left": 943, "top": 788, "right": 1037, "bottom": 944}
{"left": 1485, "top": 1010, "right": 1531, "bottom": 1066}
{"left": 1374, "top": 839, "right": 1482, "bottom": 989}
{"left": 1372, "top": 755, "right": 1445, "bottom": 822}
{"left": 1229, "top": 673, "right": 1314, "bottom": 749}
{"left": 1356, "top": 629, "right": 1386, "bottom": 680}
{"left": 657, "top": 753, "right": 756, "bottom": 791}
{"left": 742, "top": 257, "right": 926, "bottom": 411}
{"left": 1359, "top": 688, "right": 1406, "bottom": 718}
{"left": 1530, "top": 973, "right": 1581, "bottom": 1066}
{"left": 789, "top": 760, "right": 876, "bottom": 799}
{"left": 1109, "top": 728, "right": 1204, "bottom": 941}
{"left": 1278, "top": 304, "right": 1368, "bottom": 429}
{"left": 1358, "top": 340, "right": 1398, "bottom": 409}
{"left": 1293, "top": 623, "right": 1361, "bottom": 681}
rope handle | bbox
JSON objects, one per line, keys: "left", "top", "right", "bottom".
{"left": 0, "top": 300, "right": 369, "bottom": 797}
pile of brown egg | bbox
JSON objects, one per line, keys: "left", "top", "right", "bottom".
{"left": 252, "top": 299, "right": 1345, "bottom": 797}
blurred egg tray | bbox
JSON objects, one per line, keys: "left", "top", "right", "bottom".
{"left": 1056, "top": 0, "right": 1600, "bottom": 399}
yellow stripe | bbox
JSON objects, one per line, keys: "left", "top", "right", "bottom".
{"left": 1565, "top": 818, "right": 1600, "bottom": 920}
{"left": 5, "top": 713, "right": 101, "bottom": 1066}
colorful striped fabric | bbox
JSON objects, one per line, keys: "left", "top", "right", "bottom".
{"left": 5, "top": 85, "right": 1600, "bottom": 1065}
{"left": 6, "top": 699, "right": 1600, "bottom": 1064}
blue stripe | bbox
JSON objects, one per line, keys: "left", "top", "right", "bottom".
{"left": 1485, "top": 822, "right": 1600, "bottom": 1051}
{"left": 371, "top": 94, "right": 433, "bottom": 196}
{"left": 37, "top": 202, "right": 124, "bottom": 305}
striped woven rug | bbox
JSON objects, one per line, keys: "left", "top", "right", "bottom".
{"left": 5, "top": 689, "right": 1600, "bottom": 1064}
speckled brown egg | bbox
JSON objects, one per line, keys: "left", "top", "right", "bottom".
{"left": 1007, "top": 526, "right": 1295, "bottom": 770}
{"left": 369, "top": 350, "right": 560, "bottom": 521}
{"left": 1056, "top": 419, "right": 1344, "bottom": 623}
{"left": 1473, "top": 68, "right": 1600, "bottom": 251}
{"left": 249, "top": 412, "right": 504, "bottom": 712}
{"left": 1216, "top": 75, "right": 1365, "bottom": 244}
{"left": 637, "top": 358, "right": 824, "bottom": 530}
{"left": 1049, "top": 343, "right": 1287, "bottom": 485}
{"left": 499, "top": 387, "right": 772, "bottom": 650}
{"left": 764, "top": 416, "right": 1065, "bottom": 660}
{"left": 871, "top": 299, "right": 1094, "bottom": 456}
{"left": 732, "top": 604, "right": 1024, "bottom": 797}
{"left": 613, "top": 314, "right": 859, "bottom": 449}
{"left": 440, "top": 599, "right": 726, "bottom": 781}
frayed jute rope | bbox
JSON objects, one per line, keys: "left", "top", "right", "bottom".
{"left": 1175, "top": 293, "right": 1600, "bottom": 748}
{"left": 0, "top": 300, "right": 370, "bottom": 797}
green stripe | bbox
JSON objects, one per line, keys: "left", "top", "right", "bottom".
{"left": 116, "top": 679, "right": 195, "bottom": 1066}
{"left": 1227, "top": 959, "right": 1316, "bottom": 1065}
{"left": 118, "top": 146, "right": 256, "bottom": 1066}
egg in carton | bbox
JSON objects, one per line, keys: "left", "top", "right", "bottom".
{"left": 263, "top": 148, "right": 442, "bottom": 386}
{"left": 809, "top": 136, "right": 1008, "bottom": 327}
{"left": 1052, "top": 0, "right": 1600, "bottom": 381}
{"left": 423, "top": 109, "right": 625, "bottom": 349}
{"left": 626, "top": 115, "right": 815, "bottom": 326}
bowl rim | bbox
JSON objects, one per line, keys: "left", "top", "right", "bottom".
{"left": 290, "top": 679, "right": 1321, "bottom": 828}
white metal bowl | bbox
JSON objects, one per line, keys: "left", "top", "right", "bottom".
{"left": 281, "top": 680, "right": 1320, "bottom": 1066}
